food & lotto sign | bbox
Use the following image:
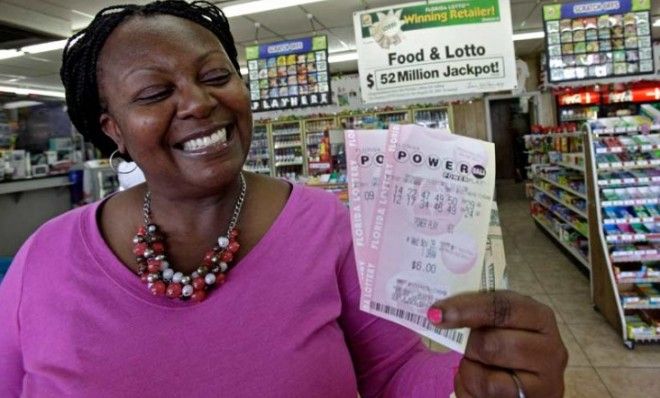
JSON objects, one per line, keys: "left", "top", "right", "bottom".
{"left": 353, "top": 0, "right": 517, "bottom": 103}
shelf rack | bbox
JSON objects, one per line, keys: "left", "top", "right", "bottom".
{"left": 584, "top": 116, "right": 660, "bottom": 350}
{"left": 525, "top": 130, "right": 590, "bottom": 272}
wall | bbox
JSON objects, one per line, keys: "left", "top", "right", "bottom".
{"left": 452, "top": 100, "right": 488, "bottom": 140}
{"left": 0, "top": 186, "right": 71, "bottom": 256}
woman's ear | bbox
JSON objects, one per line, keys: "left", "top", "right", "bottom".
{"left": 100, "top": 113, "right": 126, "bottom": 153}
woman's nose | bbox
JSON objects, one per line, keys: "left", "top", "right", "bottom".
{"left": 176, "top": 83, "right": 218, "bottom": 119}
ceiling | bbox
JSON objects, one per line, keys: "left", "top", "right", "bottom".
{"left": 0, "top": 0, "right": 658, "bottom": 92}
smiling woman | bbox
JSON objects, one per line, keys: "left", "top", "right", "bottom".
{"left": 0, "top": 1, "right": 568, "bottom": 397}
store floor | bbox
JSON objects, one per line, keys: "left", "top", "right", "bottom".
{"left": 494, "top": 180, "right": 660, "bottom": 398}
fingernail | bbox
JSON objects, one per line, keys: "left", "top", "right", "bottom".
{"left": 427, "top": 307, "right": 443, "bottom": 325}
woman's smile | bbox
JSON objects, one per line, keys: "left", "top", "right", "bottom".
{"left": 173, "top": 123, "right": 237, "bottom": 158}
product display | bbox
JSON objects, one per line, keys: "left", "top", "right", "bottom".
{"left": 585, "top": 115, "right": 660, "bottom": 349}
{"left": 244, "top": 123, "right": 272, "bottom": 175}
{"left": 271, "top": 120, "right": 305, "bottom": 180}
{"left": 525, "top": 128, "right": 590, "bottom": 268}
{"left": 543, "top": 1, "right": 654, "bottom": 82}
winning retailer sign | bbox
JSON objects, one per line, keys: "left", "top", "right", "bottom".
{"left": 353, "top": 0, "right": 517, "bottom": 103}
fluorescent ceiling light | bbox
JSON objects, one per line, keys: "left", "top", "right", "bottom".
{"left": 1, "top": 100, "right": 44, "bottom": 110}
{"left": 0, "top": 49, "right": 21, "bottom": 61}
{"left": 513, "top": 31, "right": 545, "bottom": 41}
{"left": 0, "top": 85, "right": 65, "bottom": 98}
{"left": 240, "top": 66, "right": 249, "bottom": 75}
{"left": 328, "top": 51, "right": 358, "bottom": 63}
{"left": 222, "top": 0, "right": 326, "bottom": 18}
{"left": 0, "top": 39, "right": 68, "bottom": 61}
{"left": 654, "top": 18, "right": 660, "bottom": 27}
{"left": 21, "top": 40, "right": 67, "bottom": 54}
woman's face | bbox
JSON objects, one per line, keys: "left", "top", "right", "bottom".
{"left": 97, "top": 15, "right": 252, "bottom": 196}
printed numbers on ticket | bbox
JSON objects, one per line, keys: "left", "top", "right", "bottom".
{"left": 360, "top": 124, "right": 496, "bottom": 353}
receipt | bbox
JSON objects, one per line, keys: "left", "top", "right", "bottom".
{"left": 358, "top": 124, "right": 496, "bottom": 353}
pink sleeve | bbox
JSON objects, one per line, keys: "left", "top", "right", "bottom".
{"left": 0, "top": 237, "right": 31, "bottom": 397}
{"left": 336, "top": 244, "right": 462, "bottom": 398}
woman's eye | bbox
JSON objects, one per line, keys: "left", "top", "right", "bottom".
{"left": 203, "top": 70, "right": 231, "bottom": 84}
{"left": 136, "top": 87, "right": 172, "bottom": 102}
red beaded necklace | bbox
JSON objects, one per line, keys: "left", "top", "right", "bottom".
{"left": 133, "top": 173, "right": 247, "bottom": 302}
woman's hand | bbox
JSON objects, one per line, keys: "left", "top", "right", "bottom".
{"left": 428, "top": 291, "right": 568, "bottom": 397}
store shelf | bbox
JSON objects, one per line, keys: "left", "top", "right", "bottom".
{"left": 243, "top": 167, "right": 272, "bottom": 174}
{"left": 533, "top": 215, "right": 589, "bottom": 268}
{"left": 617, "top": 277, "right": 660, "bottom": 284}
{"left": 274, "top": 160, "right": 303, "bottom": 167}
{"left": 592, "top": 125, "right": 660, "bottom": 135}
{"left": 596, "top": 144, "right": 660, "bottom": 154}
{"left": 272, "top": 131, "right": 301, "bottom": 137}
{"left": 273, "top": 142, "right": 302, "bottom": 149}
{"left": 0, "top": 175, "right": 71, "bottom": 195}
{"left": 623, "top": 302, "right": 660, "bottom": 310}
{"left": 525, "top": 132, "right": 583, "bottom": 138}
{"left": 598, "top": 176, "right": 660, "bottom": 187}
{"left": 534, "top": 199, "right": 588, "bottom": 238}
{"left": 611, "top": 252, "right": 660, "bottom": 263}
{"left": 606, "top": 233, "right": 660, "bottom": 243}
{"left": 538, "top": 175, "right": 587, "bottom": 200}
{"left": 604, "top": 217, "right": 660, "bottom": 225}
{"left": 601, "top": 198, "right": 659, "bottom": 207}
{"left": 557, "top": 162, "right": 585, "bottom": 172}
{"left": 533, "top": 185, "right": 587, "bottom": 218}
{"left": 597, "top": 160, "right": 660, "bottom": 171}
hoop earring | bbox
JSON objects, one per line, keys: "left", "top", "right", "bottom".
{"left": 109, "top": 149, "right": 138, "bottom": 174}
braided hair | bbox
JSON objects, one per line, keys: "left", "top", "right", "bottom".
{"left": 60, "top": 0, "right": 241, "bottom": 157}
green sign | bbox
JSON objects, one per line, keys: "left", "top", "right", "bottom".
{"left": 359, "top": 0, "right": 500, "bottom": 39}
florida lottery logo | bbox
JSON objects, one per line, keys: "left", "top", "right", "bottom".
{"left": 365, "top": 9, "right": 406, "bottom": 49}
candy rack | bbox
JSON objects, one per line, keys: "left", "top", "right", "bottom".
{"left": 584, "top": 115, "right": 660, "bottom": 349}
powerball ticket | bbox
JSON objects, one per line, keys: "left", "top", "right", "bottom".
{"left": 360, "top": 124, "right": 496, "bottom": 353}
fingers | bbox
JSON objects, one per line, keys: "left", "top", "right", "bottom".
{"left": 464, "top": 328, "right": 552, "bottom": 373}
{"left": 456, "top": 358, "right": 521, "bottom": 398}
{"left": 429, "top": 291, "right": 556, "bottom": 332}
{"left": 453, "top": 372, "right": 475, "bottom": 398}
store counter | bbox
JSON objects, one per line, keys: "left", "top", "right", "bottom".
{"left": 0, "top": 175, "right": 72, "bottom": 256}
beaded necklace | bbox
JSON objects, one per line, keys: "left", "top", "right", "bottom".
{"left": 132, "top": 173, "right": 246, "bottom": 302}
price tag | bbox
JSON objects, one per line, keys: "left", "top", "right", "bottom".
{"left": 610, "top": 179, "right": 622, "bottom": 185}
{"left": 596, "top": 148, "right": 607, "bottom": 154}
{"left": 626, "top": 126, "right": 638, "bottom": 133}
{"left": 624, "top": 178, "right": 636, "bottom": 184}
{"left": 615, "top": 127, "right": 627, "bottom": 133}
{"left": 624, "top": 161, "right": 636, "bottom": 167}
{"left": 634, "top": 234, "right": 645, "bottom": 241}
{"left": 641, "top": 145, "right": 653, "bottom": 151}
{"left": 612, "top": 162, "right": 623, "bottom": 168}
{"left": 624, "top": 200, "right": 635, "bottom": 206}
{"left": 639, "top": 177, "right": 650, "bottom": 183}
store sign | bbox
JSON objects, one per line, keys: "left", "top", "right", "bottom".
{"left": 353, "top": 0, "right": 516, "bottom": 103}
{"left": 603, "top": 86, "right": 660, "bottom": 103}
{"left": 558, "top": 91, "right": 601, "bottom": 105}
{"left": 246, "top": 36, "right": 331, "bottom": 112}
{"left": 542, "top": 0, "right": 655, "bottom": 83}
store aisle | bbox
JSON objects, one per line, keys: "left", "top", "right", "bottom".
{"left": 496, "top": 180, "right": 660, "bottom": 398}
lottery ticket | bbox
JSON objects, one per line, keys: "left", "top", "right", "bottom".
{"left": 480, "top": 202, "right": 508, "bottom": 292}
{"left": 344, "top": 129, "right": 389, "bottom": 288}
{"left": 360, "top": 124, "right": 496, "bottom": 353}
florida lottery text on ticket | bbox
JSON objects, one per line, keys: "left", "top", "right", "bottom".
{"left": 359, "top": 124, "right": 495, "bottom": 353}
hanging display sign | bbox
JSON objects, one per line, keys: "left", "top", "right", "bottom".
{"left": 542, "top": 0, "right": 654, "bottom": 83}
{"left": 246, "top": 36, "right": 331, "bottom": 112}
{"left": 558, "top": 91, "right": 601, "bottom": 105}
{"left": 352, "top": 0, "right": 517, "bottom": 103}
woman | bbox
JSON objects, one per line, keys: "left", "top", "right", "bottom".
{"left": 0, "top": 1, "right": 567, "bottom": 397}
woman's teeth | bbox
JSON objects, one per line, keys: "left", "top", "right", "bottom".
{"left": 182, "top": 129, "right": 227, "bottom": 151}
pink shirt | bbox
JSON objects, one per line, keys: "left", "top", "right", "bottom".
{"left": 0, "top": 184, "right": 461, "bottom": 397}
